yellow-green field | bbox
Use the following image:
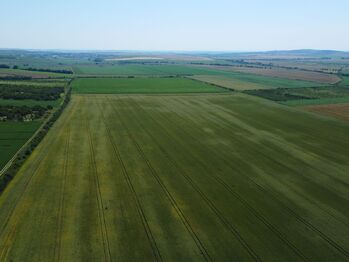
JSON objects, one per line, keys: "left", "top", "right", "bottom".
{"left": 0, "top": 93, "right": 349, "bottom": 261}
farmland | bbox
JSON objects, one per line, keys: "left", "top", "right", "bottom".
{"left": 1, "top": 49, "right": 349, "bottom": 261}
{"left": 220, "top": 66, "right": 341, "bottom": 84}
{"left": 302, "top": 103, "right": 349, "bottom": 122}
{"left": 72, "top": 64, "right": 221, "bottom": 76}
{"left": 0, "top": 93, "right": 349, "bottom": 261}
{"left": 188, "top": 71, "right": 321, "bottom": 91}
{"left": 72, "top": 77, "right": 228, "bottom": 94}
{"left": 0, "top": 121, "right": 41, "bottom": 169}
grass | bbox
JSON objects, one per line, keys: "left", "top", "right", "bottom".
{"left": 0, "top": 121, "right": 41, "bottom": 169}
{"left": 72, "top": 77, "right": 229, "bottom": 94}
{"left": 0, "top": 94, "right": 348, "bottom": 261}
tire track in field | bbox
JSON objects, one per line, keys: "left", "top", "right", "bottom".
{"left": 179, "top": 97, "right": 349, "bottom": 227}
{"left": 129, "top": 97, "right": 309, "bottom": 261}
{"left": 124, "top": 97, "right": 263, "bottom": 261}
{"left": 0, "top": 101, "right": 77, "bottom": 261}
{"left": 107, "top": 97, "right": 212, "bottom": 262}
{"left": 159, "top": 96, "right": 349, "bottom": 259}
{"left": 84, "top": 102, "right": 112, "bottom": 262}
{"left": 95, "top": 98, "right": 163, "bottom": 262}
{"left": 54, "top": 127, "right": 70, "bottom": 262}
{"left": 175, "top": 97, "right": 349, "bottom": 258}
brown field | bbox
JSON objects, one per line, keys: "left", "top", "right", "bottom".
{"left": 302, "top": 103, "right": 349, "bottom": 121}
{"left": 207, "top": 66, "right": 340, "bottom": 84}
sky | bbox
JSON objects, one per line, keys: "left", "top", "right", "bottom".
{"left": 0, "top": 0, "right": 348, "bottom": 51}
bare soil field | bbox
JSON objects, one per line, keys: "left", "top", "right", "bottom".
{"left": 302, "top": 103, "right": 349, "bottom": 122}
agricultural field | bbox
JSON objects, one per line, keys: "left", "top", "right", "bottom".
{"left": 302, "top": 103, "right": 349, "bottom": 122}
{"left": 0, "top": 121, "right": 41, "bottom": 170}
{"left": 0, "top": 68, "right": 71, "bottom": 79}
{"left": 72, "top": 64, "right": 221, "bottom": 76}
{"left": 0, "top": 93, "right": 349, "bottom": 261}
{"left": 244, "top": 86, "right": 349, "bottom": 102}
{"left": 0, "top": 98, "right": 61, "bottom": 107}
{"left": 188, "top": 71, "right": 322, "bottom": 91}
{"left": 72, "top": 77, "right": 228, "bottom": 94}
{"left": 221, "top": 66, "right": 341, "bottom": 84}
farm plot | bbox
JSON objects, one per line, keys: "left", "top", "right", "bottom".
{"left": 0, "top": 122, "right": 40, "bottom": 169}
{"left": 72, "top": 64, "right": 221, "bottom": 76}
{"left": 222, "top": 66, "right": 341, "bottom": 84}
{"left": 72, "top": 77, "right": 228, "bottom": 94}
{"left": 188, "top": 71, "right": 321, "bottom": 91}
{"left": 0, "top": 69, "right": 71, "bottom": 79}
{"left": 0, "top": 94, "right": 349, "bottom": 261}
{"left": 302, "top": 103, "right": 349, "bottom": 122}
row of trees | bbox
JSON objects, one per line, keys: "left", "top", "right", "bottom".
{"left": 23, "top": 67, "right": 73, "bottom": 74}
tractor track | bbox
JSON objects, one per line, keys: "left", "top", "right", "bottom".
{"left": 109, "top": 97, "right": 212, "bottom": 262}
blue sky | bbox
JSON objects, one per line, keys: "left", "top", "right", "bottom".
{"left": 1, "top": 0, "right": 348, "bottom": 51}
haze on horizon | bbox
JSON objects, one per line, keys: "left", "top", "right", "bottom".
{"left": 1, "top": 0, "right": 348, "bottom": 51}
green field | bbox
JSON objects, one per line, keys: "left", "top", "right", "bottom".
{"left": 0, "top": 80, "right": 67, "bottom": 87}
{"left": 0, "top": 93, "right": 348, "bottom": 261}
{"left": 283, "top": 96, "right": 349, "bottom": 106}
{"left": 0, "top": 98, "right": 61, "bottom": 107}
{"left": 0, "top": 121, "right": 41, "bottom": 169}
{"left": 72, "top": 77, "right": 228, "bottom": 94}
{"left": 73, "top": 64, "right": 220, "bottom": 76}
{"left": 0, "top": 68, "right": 71, "bottom": 78}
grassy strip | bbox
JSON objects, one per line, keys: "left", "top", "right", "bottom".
{"left": 0, "top": 82, "right": 72, "bottom": 193}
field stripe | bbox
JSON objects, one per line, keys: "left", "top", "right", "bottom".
{"left": 108, "top": 97, "right": 213, "bottom": 262}
{"left": 160, "top": 96, "right": 349, "bottom": 259}
{"left": 84, "top": 103, "right": 113, "bottom": 262}
{"left": 95, "top": 98, "right": 163, "bottom": 262}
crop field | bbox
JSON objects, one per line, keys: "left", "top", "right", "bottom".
{"left": 0, "top": 93, "right": 349, "bottom": 261}
{"left": 0, "top": 80, "right": 67, "bottom": 87}
{"left": 72, "top": 64, "right": 221, "bottom": 76}
{"left": 72, "top": 77, "right": 228, "bottom": 94}
{"left": 188, "top": 71, "right": 321, "bottom": 91}
{"left": 0, "top": 98, "right": 61, "bottom": 107}
{"left": 302, "top": 103, "right": 349, "bottom": 122}
{"left": 0, "top": 122, "right": 41, "bottom": 170}
{"left": 0, "top": 69, "right": 71, "bottom": 79}
{"left": 223, "top": 66, "right": 341, "bottom": 84}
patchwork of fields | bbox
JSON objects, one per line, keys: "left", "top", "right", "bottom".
{"left": 0, "top": 93, "right": 349, "bottom": 261}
